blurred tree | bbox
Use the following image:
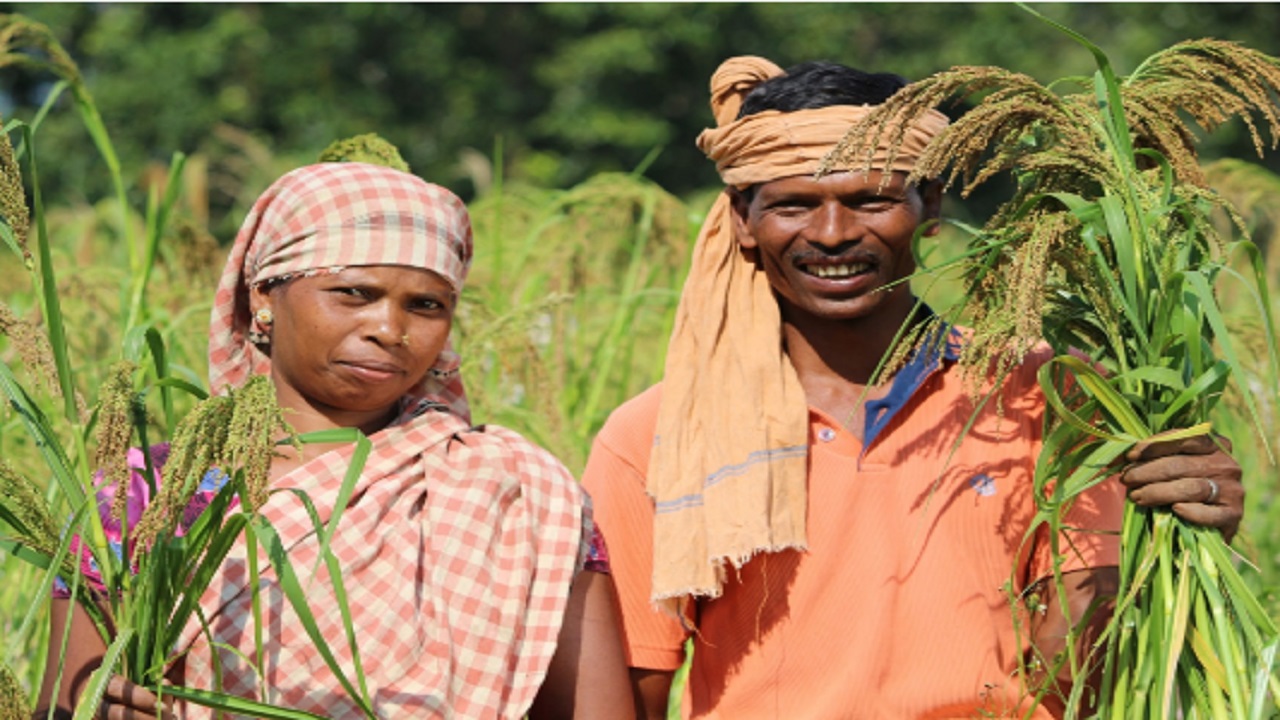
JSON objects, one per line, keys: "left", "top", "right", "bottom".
{"left": 2, "top": 2, "right": 1279, "bottom": 238}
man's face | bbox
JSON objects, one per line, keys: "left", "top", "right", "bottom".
{"left": 732, "top": 169, "right": 941, "bottom": 325}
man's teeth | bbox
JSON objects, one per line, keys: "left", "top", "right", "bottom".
{"left": 807, "top": 263, "right": 869, "bottom": 278}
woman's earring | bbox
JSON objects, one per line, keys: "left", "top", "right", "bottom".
{"left": 249, "top": 308, "right": 274, "bottom": 345}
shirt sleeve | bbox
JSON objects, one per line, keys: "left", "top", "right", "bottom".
{"left": 580, "top": 420, "right": 690, "bottom": 671}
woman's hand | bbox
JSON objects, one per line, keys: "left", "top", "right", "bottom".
{"left": 1119, "top": 433, "right": 1244, "bottom": 541}
{"left": 95, "top": 675, "right": 174, "bottom": 720}
{"left": 35, "top": 600, "right": 176, "bottom": 720}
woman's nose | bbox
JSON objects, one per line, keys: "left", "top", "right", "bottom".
{"left": 366, "top": 303, "right": 408, "bottom": 346}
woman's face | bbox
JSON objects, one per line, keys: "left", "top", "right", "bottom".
{"left": 250, "top": 265, "right": 455, "bottom": 433}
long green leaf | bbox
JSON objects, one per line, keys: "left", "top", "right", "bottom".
{"left": 0, "top": 360, "right": 82, "bottom": 508}
{"left": 1249, "top": 638, "right": 1278, "bottom": 720}
{"left": 124, "top": 324, "right": 177, "bottom": 433}
{"left": 162, "top": 685, "right": 331, "bottom": 719}
{"left": 249, "top": 516, "right": 378, "bottom": 718}
{"left": 1184, "top": 272, "right": 1272, "bottom": 458}
{"left": 1037, "top": 361, "right": 1124, "bottom": 442}
{"left": 276, "top": 487, "right": 373, "bottom": 707}
{"left": 1154, "top": 360, "right": 1229, "bottom": 430}
{"left": 125, "top": 152, "right": 187, "bottom": 331}
{"left": 1097, "top": 195, "right": 1143, "bottom": 328}
{"left": 71, "top": 629, "right": 134, "bottom": 720}
{"left": 1049, "top": 355, "right": 1150, "bottom": 438}
{"left": 293, "top": 428, "right": 371, "bottom": 570}
{"left": 18, "top": 122, "right": 79, "bottom": 426}
{"left": 0, "top": 218, "right": 31, "bottom": 269}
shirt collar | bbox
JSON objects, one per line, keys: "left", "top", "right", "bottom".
{"left": 862, "top": 309, "right": 961, "bottom": 450}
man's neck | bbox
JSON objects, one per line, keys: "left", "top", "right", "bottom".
{"left": 781, "top": 297, "right": 918, "bottom": 432}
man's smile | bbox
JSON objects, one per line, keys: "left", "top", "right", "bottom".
{"left": 799, "top": 261, "right": 874, "bottom": 279}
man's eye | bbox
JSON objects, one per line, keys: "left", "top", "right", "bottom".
{"left": 859, "top": 196, "right": 902, "bottom": 208}
{"left": 767, "top": 202, "right": 811, "bottom": 215}
{"left": 332, "top": 287, "right": 368, "bottom": 298}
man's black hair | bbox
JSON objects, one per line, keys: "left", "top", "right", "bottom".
{"left": 736, "top": 61, "right": 909, "bottom": 119}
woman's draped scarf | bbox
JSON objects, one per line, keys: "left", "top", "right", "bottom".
{"left": 182, "top": 163, "right": 585, "bottom": 718}
{"left": 648, "top": 57, "right": 949, "bottom": 614}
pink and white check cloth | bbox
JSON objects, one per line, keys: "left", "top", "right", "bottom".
{"left": 174, "top": 412, "right": 584, "bottom": 719}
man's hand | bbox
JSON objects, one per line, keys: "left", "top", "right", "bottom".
{"left": 1119, "top": 433, "right": 1243, "bottom": 542}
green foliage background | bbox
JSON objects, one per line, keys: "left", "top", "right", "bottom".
{"left": 4, "top": 3, "right": 1280, "bottom": 236}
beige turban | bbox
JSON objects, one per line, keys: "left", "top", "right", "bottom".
{"left": 647, "top": 56, "right": 948, "bottom": 613}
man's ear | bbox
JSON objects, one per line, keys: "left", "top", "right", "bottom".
{"left": 919, "top": 180, "right": 944, "bottom": 238}
{"left": 728, "top": 186, "right": 758, "bottom": 250}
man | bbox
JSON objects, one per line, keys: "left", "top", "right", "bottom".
{"left": 581, "top": 57, "right": 1245, "bottom": 719}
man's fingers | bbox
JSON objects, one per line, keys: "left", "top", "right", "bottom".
{"left": 1126, "top": 476, "right": 1223, "bottom": 507}
{"left": 1120, "top": 451, "right": 1241, "bottom": 489}
{"left": 1126, "top": 476, "right": 1243, "bottom": 541}
{"left": 1125, "top": 432, "right": 1231, "bottom": 463}
{"left": 1168, "top": 502, "right": 1243, "bottom": 536}
{"left": 1126, "top": 430, "right": 1233, "bottom": 458}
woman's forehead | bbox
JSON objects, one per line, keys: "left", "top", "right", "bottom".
{"left": 292, "top": 264, "right": 453, "bottom": 289}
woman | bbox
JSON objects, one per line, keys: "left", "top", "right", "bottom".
{"left": 35, "top": 162, "right": 633, "bottom": 719}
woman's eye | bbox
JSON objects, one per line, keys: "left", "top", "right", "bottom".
{"left": 331, "top": 287, "right": 368, "bottom": 299}
{"left": 411, "top": 298, "right": 445, "bottom": 313}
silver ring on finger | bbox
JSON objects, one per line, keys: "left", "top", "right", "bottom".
{"left": 1204, "top": 478, "right": 1220, "bottom": 504}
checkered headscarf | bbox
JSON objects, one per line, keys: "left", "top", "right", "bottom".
{"left": 207, "top": 161, "right": 472, "bottom": 419}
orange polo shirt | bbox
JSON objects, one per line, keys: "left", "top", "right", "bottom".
{"left": 581, "top": 344, "right": 1124, "bottom": 719}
